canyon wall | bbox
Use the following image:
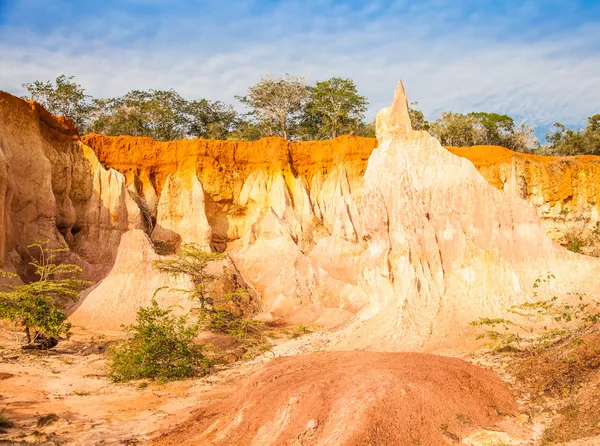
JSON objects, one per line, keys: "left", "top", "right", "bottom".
{"left": 0, "top": 91, "right": 144, "bottom": 280}
{"left": 448, "top": 145, "right": 600, "bottom": 251}
{"left": 77, "top": 84, "right": 599, "bottom": 349}
{"left": 83, "top": 133, "right": 600, "bottom": 255}
{"left": 2, "top": 86, "right": 600, "bottom": 348}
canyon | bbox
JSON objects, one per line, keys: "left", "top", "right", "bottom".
{"left": 1, "top": 82, "right": 599, "bottom": 444}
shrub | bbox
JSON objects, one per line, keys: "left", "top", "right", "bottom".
{"left": 0, "top": 242, "right": 90, "bottom": 348}
{"left": 0, "top": 410, "right": 13, "bottom": 431}
{"left": 471, "top": 275, "right": 600, "bottom": 354}
{"left": 108, "top": 298, "right": 211, "bottom": 382}
{"left": 153, "top": 244, "right": 224, "bottom": 307}
{"left": 565, "top": 232, "right": 584, "bottom": 254}
{"left": 153, "top": 246, "right": 263, "bottom": 340}
{"left": 36, "top": 413, "right": 59, "bottom": 427}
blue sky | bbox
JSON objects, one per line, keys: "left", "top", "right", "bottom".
{"left": 1, "top": 0, "right": 599, "bottom": 130}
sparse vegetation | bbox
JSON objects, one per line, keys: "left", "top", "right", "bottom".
{"left": 36, "top": 413, "right": 59, "bottom": 428}
{"left": 471, "top": 274, "right": 600, "bottom": 354}
{"left": 0, "top": 409, "right": 14, "bottom": 432}
{"left": 153, "top": 245, "right": 263, "bottom": 339}
{"left": 0, "top": 242, "right": 90, "bottom": 349}
{"left": 472, "top": 275, "right": 600, "bottom": 443}
{"left": 108, "top": 296, "right": 211, "bottom": 382}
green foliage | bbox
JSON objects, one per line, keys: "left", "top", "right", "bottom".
{"left": 108, "top": 297, "right": 210, "bottom": 382}
{"left": 185, "top": 98, "right": 238, "bottom": 140}
{"left": 0, "top": 242, "right": 90, "bottom": 347}
{"left": 565, "top": 233, "right": 584, "bottom": 254}
{"left": 544, "top": 115, "right": 600, "bottom": 155}
{"left": 153, "top": 246, "right": 261, "bottom": 338}
{"left": 300, "top": 77, "right": 368, "bottom": 139}
{"left": 206, "top": 309, "right": 264, "bottom": 339}
{"left": 429, "top": 111, "right": 538, "bottom": 151}
{"left": 471, "top": 274, "right": 600, "bottom": 353}
{"left": 409, "top": 102, "right": 430, "bottom": 131}
{"left": 21, "top": 74, "right": 93, "bottom": 131}
{"left": 153, "top": 245, "right": 225, "bottom": 305}
{"left": 91, "top": 89, "right": 189, "bottom": 141}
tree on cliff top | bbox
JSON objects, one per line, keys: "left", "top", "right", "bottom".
{"left": 185, "top": 99, "right": 238, "bottom": 140}
{"left": 300, "top": 77, "right": 368, "bottom": 139}
{"left": 22, "top": 74, "right": 93, "bottom": 131}
{"left": 544, "top": 115, "right": 600, "bottom": 155}
{"left": 236, "top": 74, "right": 308, "bottom": 140}
{"left": 91, "top": 89, "right": 189, "bottom": 141}
{"left": 0, "top": 242, "right": 89, "bottom": 349}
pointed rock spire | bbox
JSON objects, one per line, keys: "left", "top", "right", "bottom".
{"left": 376, "top": 80, "right": 412, "bottom": 137}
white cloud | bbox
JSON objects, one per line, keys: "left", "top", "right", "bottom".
{"left": 0, "top": 0, "right": 599, "bottom": 126}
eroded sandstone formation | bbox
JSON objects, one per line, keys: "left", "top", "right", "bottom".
{"left": 448, "top": 145, "right": 600, "bottom": 247}
{"left": 0, "top": 92, "right": 144, "bottom": 280}
{"left": 2, "top": 84, "right": 600, "bottom": 348}
{"left": 72, "top": 83, "right": 599, "bottom": 350}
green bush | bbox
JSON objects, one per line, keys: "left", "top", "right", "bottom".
{"left": 108, "top": 298, "right": 211, "bottom": 382}
{"left": 0, "top": 242, "right": 90, "bottom": 348}
{"left": 206, "top": 309, "right": 264, "bottom": 339}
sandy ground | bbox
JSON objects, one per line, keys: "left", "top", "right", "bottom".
{"left": 0, "top": 327, "right": 266, "bottom": 445}
{"left": 0, "top": 326, "right": 597, "bottom": 446}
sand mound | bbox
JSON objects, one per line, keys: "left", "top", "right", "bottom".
{"left": 152, "top": 351, "right": 519, "bottom": 446}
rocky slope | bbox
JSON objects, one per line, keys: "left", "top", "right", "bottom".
{"left": 448, "top": 145, "right": 600, "bottom": 251}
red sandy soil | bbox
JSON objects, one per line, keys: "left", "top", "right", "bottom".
{"left": 151, "top": 351, "right": 523, "bottom": 446}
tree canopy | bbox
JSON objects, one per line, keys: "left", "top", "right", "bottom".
{"left": 20, "top": 73, "right": 600, "bottom": 155}
{"left": 543, "top": 115, "right": 600, "bottom": 155}
{"left": 300, "top": 77, "right": 368, "bottom": 139}
{"left": 22, "top": 75, "right": 92, "bottom": 130}
{"left": 236, "top": 74, "right": 308, "bottom": 140}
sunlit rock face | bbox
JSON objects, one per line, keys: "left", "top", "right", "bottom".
{"left": 448, "top": 145, "right": 600, "bottom": 252}
{"left": 2, "top": 85, "right": 599, "bottom": 346}
{"left": 0, "top": 92, "right": 143, "bottom": 280}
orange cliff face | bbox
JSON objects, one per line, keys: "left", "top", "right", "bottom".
{"left": 81, "top": 133, "right": 378, "bottom": 250}
{"left": 448, "top": 145, "right": 600, "bottom": 252}
{"left": 81, "top": 133, "right": 600, "bottom": 253}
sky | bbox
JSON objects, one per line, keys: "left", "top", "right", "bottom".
{"left": 0, "top": 0, "right": 599, "bottom": 131}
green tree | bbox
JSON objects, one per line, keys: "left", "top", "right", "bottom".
{"left": 21, "top": 74, "right": 93, "bottom": 131}
{"left": 408, "top": 102, "right": 430, "bottom": 131}
{"left": 91, "top": 89, "right": 188, "bottom": 141}
{"left": 544, "top": 115, "right": 600, "bottom": 155}
{"left": 153, "top": 245, "right": 225, "bottom": 307}
{"left": 153, "top": 245, "right": 263, "bottom": 339}
{"left": 301, "top": 77, "right": 368, "bottom": 139}
{"left": 185, "top": 99, "right": 238, "bottom": 140}
{"left": 470, "top": 112, "right": 515, "bottom": 146}
{"left": 237, "top": 74, "right": 308, "bottom": 140}
{"left": 0, "top": 243, "right": 89, "bottom": 348}
{"left": 108, "top": 295, "right": 210, "bottom": 382}
{"left": 429, "top": 112, "right": 480, "bottom": 146}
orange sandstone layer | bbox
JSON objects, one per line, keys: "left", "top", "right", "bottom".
{"left": 448, "top": 145, "right": 600, "bottom": 245}
{"left": 81, "top": 133, "right": 377, "bottom": 199}
{"left": 82, "top": 133, "right": 600, "bottom": 249}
